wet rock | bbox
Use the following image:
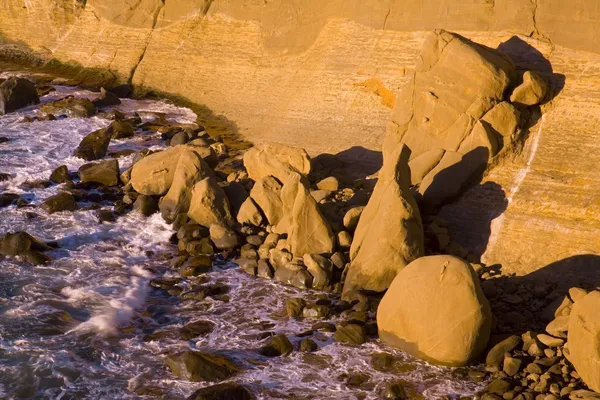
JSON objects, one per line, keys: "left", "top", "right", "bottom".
{"left": 333, "top": 323, "right": 365, "bottom": 345}
{"left": 380, "top": 381, "right": 408, "bottom": 399}
{"left": 73, "top": 127, "right": 112, "bottom": 161}
{"left": 274, "top": 262, "right": 313, "bottom": 289}
{"left": 165, "top": 351, "right": 239, "bottom": 382}
{"left": 187, "top": 238, "right": 215, "bottom": 256}
{"left": 41, "top": 192, "right": 77, "bottom": 214}
{"left": 485, "top": 379, "right": 511, "bottom": 395}
{"left": 259, "top": 334, "right": 293, "bottom": 357}
{"left": 257, "top": 259, "right": 273, "bottom": 279}
{"left": 236, "top": 257, "right": 258, "bottom": 275}
{"left": 49, "top": 165, "right": 69, "bottom": 184}
{"left": 97, "top": 209, "right": 116, "bottom": 223}
{"left": 92, "top": 87, "right": 121, "bottom": 108}
{"left": 40, "top": 97, "right": 97, "bottom": 118}
{"left": 110, "top": 120, "right": 135, "bottom": 139}
{"left": 302, "top": 304, "right": 330, "bottom": 319}
{"left": 0, "top": 193, "right": 21, "bottom": 208}
{"left": 186, "top": 383, "right": 255, "bottom": 400}
{"left": 510, "top": 70, "right": 549, "bottom": 106}
{"left": 0, "top": 231, "right": 52, "bottom": 256}
{"left": 180, "top": 320, "right": 214, "bottom": 340}
{"left": 78, "top": 159, "right": 120, "bottom": 186}
{"left": 21, "top": 250, "right": 52, "bottom": 265}
{"left": 179, "top": 256, "right": 212, "bottom": 276}
{"left": 344, "top": 145, "right": 423, "bottom": 293}
{"left": 209, "top": 225, "right": 240, "bottom": 250}
{"left": 0, "top": 77, "right": 39, "bottom": 115}
{"left": 300, "top": 338, "right": 318, "bottom": 353}
{"left": 377, "top": 255, "right": 491, "bottom": 366}
{"left": 133, "top": 195, "right": 159, "bottom": 216}
{"left": 0, "top": 172, "right": 12, "bottom": 182}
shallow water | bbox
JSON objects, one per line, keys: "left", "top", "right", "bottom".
{"left": 0, "top": 82, "right": 484, "bottom": 399}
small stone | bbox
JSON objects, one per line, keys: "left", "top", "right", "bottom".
{"left": 300, "top": 338, "right": 318, "bottom": 353}
{"left": 503, "top": 356, "right": 522, "bottom": 376}
{"left": 133, "top": 195, "right": 159, "bottom": 216}
{"left": 186, "top": 383, "right": 254, "bottom": 400}
{"left": 317, "top": 176, "right": 339, "bottom": 191}
{"left": 285, "top": 298, "right": 306, "bottom": 318}
{"left": 180, "top": 320, "right": 214, "bottom": 340}
{"left": 257, "top": 259, "right": 273, "bottom": 279}
{"left": 259, "top": 334, "right": 293, "bottom": 357}
{"left": 165, "top": 351, "right": 238, "bottom": 382}
{"left": 486, "top": 379, "right": 511, "bottom": 395}
{"left": 310, "top": 189, "right": 331, "bottom": 203}
{"left": 343, "top": 206, "right": 365, "bottom": 232}
{"left": 302, "top": 304, "right": 330, "bottom": 319}
{"left": 537, "top": 334, "right": 564, "bottom": 348}
{"left": 236, "top": 257, "right": 258, "bottom": 275}
{"left": 337, "top": 231, "right": 352, "bottom": 248}
{"left": 209, "top": 224, "right": 240, "bottom": 250}
{"left": 50, "top": 165, "right": 69, "bottom": 183}
{"left": 568, "top": 287, "right": 588, "bottom": 303}
{"left": 179, "top": 256, "right": 212, "bottom": 276}
{"left": 333, "top": 323, "right": 365, "bottom": 345}
{"left": 545, "top": 316, "right": 569, "bottom": 338}
{"left": 41, "top": 192, "right": 77, "bottom": 214}
{"left": 486, "top": 335, "right": 522, "bottom": 368}
{"left": 380, "top": 381, "right": 408, "bottom": 400}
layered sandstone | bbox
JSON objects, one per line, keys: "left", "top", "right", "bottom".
{"left": 2, "top": 0, "right": 600, "bottom": 284}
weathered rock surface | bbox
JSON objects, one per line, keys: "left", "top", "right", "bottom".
{"left": 40, "top": 97, "right": 97, "bottom": 118}
{"left": 343, "top": 145, "right": 423, "bottom": 293}
{"left": 377, "top": 255, "right": 492, "bottom": 366}
{"left": 0, "top": 77, "right": 39, "bottom": 115}
{"left": 73, "top": 127, "right": 112, "bottom": 161}
{"left": 187, "top": 177, "right": 233, "bottom": 228}
{"left": 387, "top": 29, "right": 516, "bottom": 206}
{"left": 165, "top": 351, "right": 238, "bottom": 382}
{"left": 243, "top": 143, "right": 311, "bottom": 183}
{"left": 566, "top": 291, "right": 600, "bottom": 393}
{"left": 41, "top": 192, "right": 77, "bottom": 214}
{"left": 78, "top": 159, "right": 120, "bottom": 186}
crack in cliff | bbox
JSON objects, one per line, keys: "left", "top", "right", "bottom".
{"left": 382, "top": 6, "right": 392, "bottom": 31}
{"left": 127, "top": 0, "right": 165, "bottom": 86}
{"left": 530, "top": 0, "right": 554, "bottom": 53}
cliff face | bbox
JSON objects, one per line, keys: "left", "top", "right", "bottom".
{"left": 2, "top": 0, "right": 600, "bottom": 283}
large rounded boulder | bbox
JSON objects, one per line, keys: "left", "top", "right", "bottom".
{"left": 377, "top": 255, "right": 492, "bottom": 366}
{"left": 566, "top": 290, "right": 600, "bottom": 392}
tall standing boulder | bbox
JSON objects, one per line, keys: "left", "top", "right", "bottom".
{"left": 386, "top": 29, "right": 517, "bottom": 206}
{"left": 277, "top": 173, "right": 335, "bottom": 256}
{"left": 566, "top": 291, "right": 600, "bottom": 393}
{"left": 74, "top": 127, "right": 113, "bottom": 161}
{"left": 159, "top": 149, "right": 215, "bottom": 221}
{"left": 0, "top": 77, "right": 40, "bottom": 115}
{"left": 187, "top": 177, "right": 233, "bottom": 228}
{"left": 377, "top": 255, "right": 492, "bottom": 367}
{"left": 343, "top": 144, "right": 423, "bottom": 293}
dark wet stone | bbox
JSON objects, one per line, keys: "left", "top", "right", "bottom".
{"left": 92, "top": 88, "right": 121, "bottom": 108}
{"left": 333, "top": 324, "right": 365, "bottom": 345}
{"left": 179, "top": 256, "right": 212, "bottom": 277}
{"left": 312, "top": 322, "right": 336, "bottom": 332}
{"left": 259, "top": 334, "right": 293, "bottom": 357}
{"left": 380, "top": 381, "right": 408, "bottom": 400}
{"left": 170, "top": 131, "right": 190, "bottom": 146}
{"left": 150, "top": 277, "right": 180, "bottom": 290}
{"left": 21, "top": 250, "right": 52, "bottom": 265}
{"left": 285, "top": 298, "right": 306, "bottom": 318}
{"left": 237, "top": 257, "right": 258, "bottom": 275}
{"left": 0, "top": 172, "right": 12, "bottom": 182}
{"left": 133, "top": 195, "right": 158, "bottom": 217}
{"left": 40, "top": 96, "right": 97, "bottom": 118}
{"left": 300, "top": 338, "right": 318, "bottom": 353}
{"left": 180, "top": 320, "right": 215, "bottom": 340}
{"left": 50, "top": 165, "right": 69, "bottom": 184}
{"left": 186, "top": 238, "right": 214, "bottom": 255}
{"left": 485, "top": 379, "right": 511, "bottom": 395}
{"left": 0, "top": 193, "right": 21, "bottom": 208}
{"left": 97, "top": 209, "right": 116, "bottom": 223}
{"left": 0, "top": 231, "right": 51, "bottom": 256}
{"left": 186, "top": 383, "right": 255, "bottom": 400}
{"left": 110, "top": 120, "right": 135, "bottom": 139}
{"left": 21, "top": 179, "right": 52, "bottom": 189}
{"left": 302, "top": 304, "right": 330, "bottom": 319}
{"left": 0, "top": 137, "right": 8, "bottom": 144}
{"left": 78, "top": 159, "right": 120, "bottom": 186}
{"left": 180, "top": 289, "right": 207, "bottom": 301}
{"left": 73, "top": 127, "right": 112, "bottom": 161}
{"left": 0, "top": 77, "right": 40, "bottom": 115}
{"left": 371, "top": 353, "right": 394, "bottom": 372}
{"left": 165, "top": 351, "right": 239, "bottom": 382}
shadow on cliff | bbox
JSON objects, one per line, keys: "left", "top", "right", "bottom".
{"left": 497, "top": 36, "right": 566, "bottom": 99}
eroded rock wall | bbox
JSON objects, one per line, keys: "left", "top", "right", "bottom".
{"left": 3, "top": 0, "right": 600, "bottom": 283}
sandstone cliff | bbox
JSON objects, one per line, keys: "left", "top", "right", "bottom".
{"left": 2, "top": 0, "right": 600, "bottom": 285}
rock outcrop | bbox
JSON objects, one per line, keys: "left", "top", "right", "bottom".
{"left": 386, "top": 29, "right": 518, "bottom": 206}
{"left": 343, "top": 144, "right": 423, "bottom": 293}
{"left": 377, "top": 255, "right": 492, "bottom": 366}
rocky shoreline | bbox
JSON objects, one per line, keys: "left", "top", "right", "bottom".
{"left": 1, "top": 30, "right": 599, "bottom": 400}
